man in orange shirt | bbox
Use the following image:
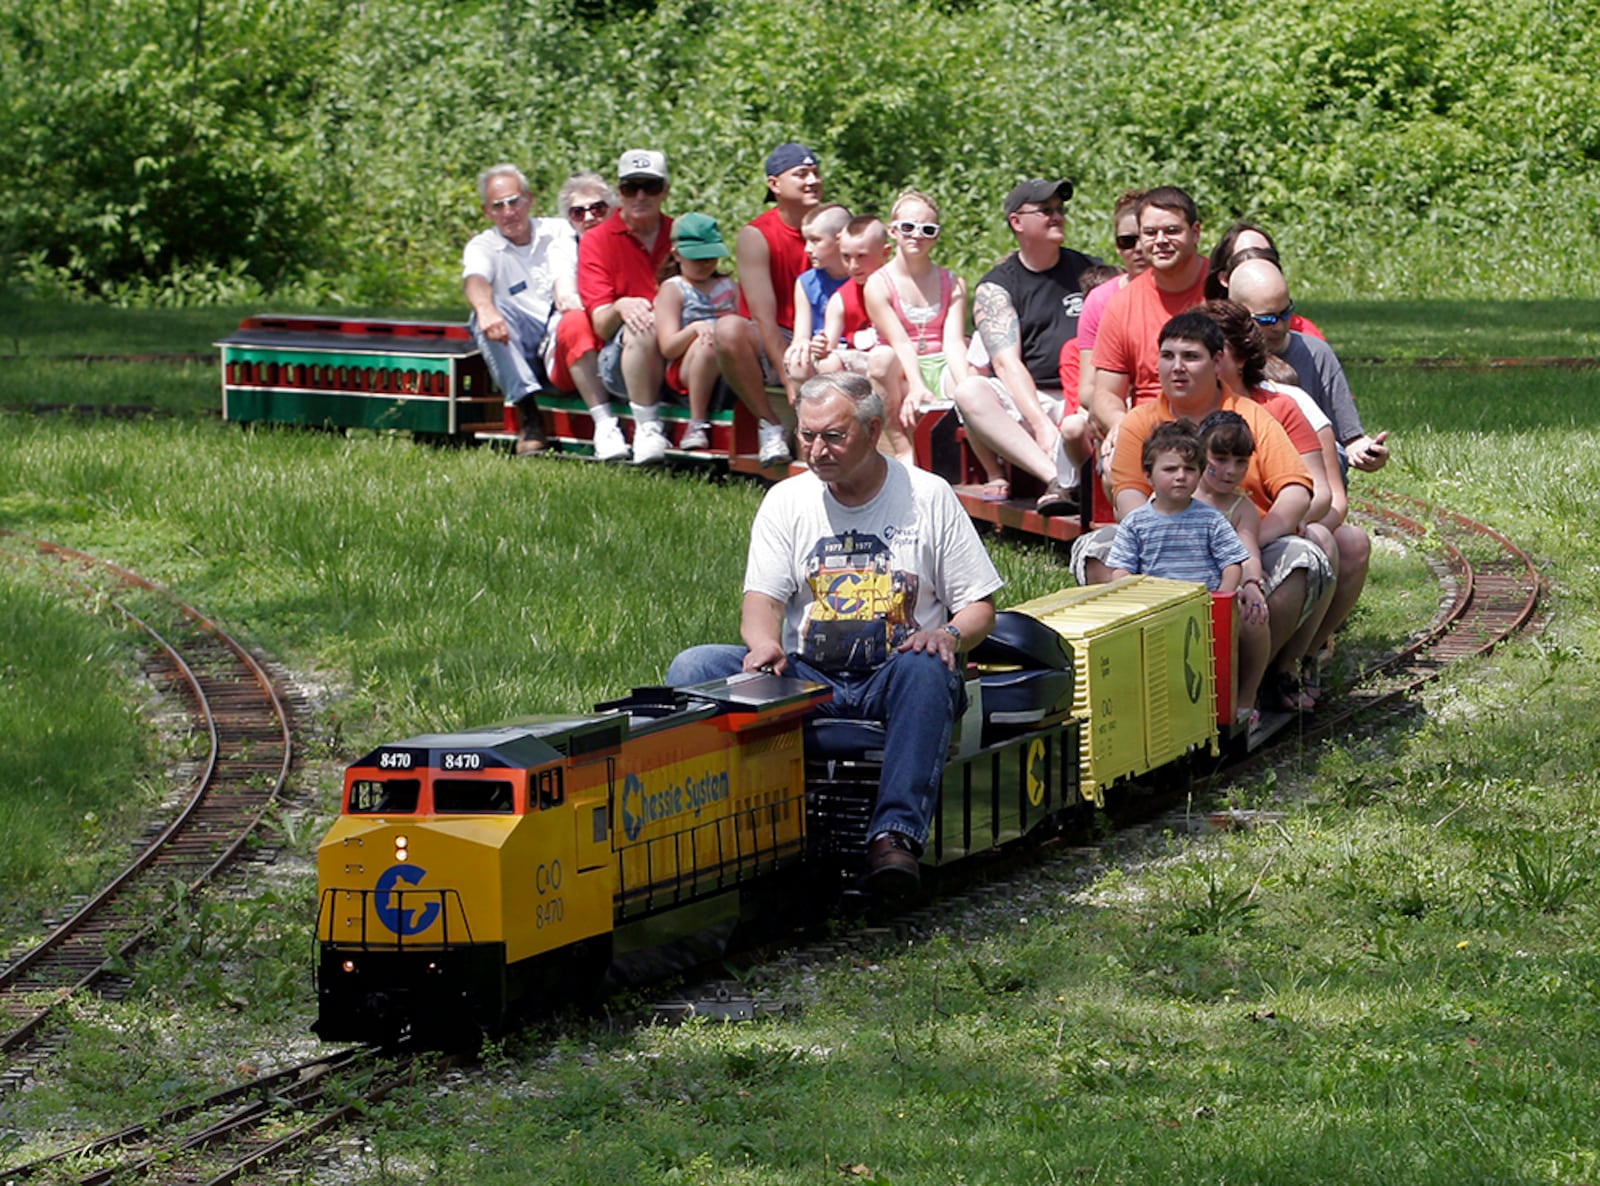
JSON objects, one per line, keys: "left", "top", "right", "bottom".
{"left": 1090, "top": 187, "right": 1211, "bottom": 464}
{"left": 1074, "top": 311, "right": 1334, "bottom": 710}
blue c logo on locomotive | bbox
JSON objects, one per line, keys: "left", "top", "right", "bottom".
{"left": 375, "top": 863, "right": 442, "bottom": 936}
{"left": 620, "top": 769, "right": 731, "bottom": 842}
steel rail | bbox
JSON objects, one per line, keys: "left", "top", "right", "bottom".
{"left": 0, "top": 534, "right": 294, "bottom": 1058}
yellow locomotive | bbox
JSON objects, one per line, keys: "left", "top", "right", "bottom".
{"left": 315, "top": 579, "right": 1228, "bottom": 1044}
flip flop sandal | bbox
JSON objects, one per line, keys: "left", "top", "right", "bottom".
{"left": 1299, "top": 661, "right": 1327, "bottom": 704}
{"left": 1268, "top": 668, "right": 1314, "bottom": 712}
{"left": 1034, "top": 484, "right": 1078, "bottom": 516}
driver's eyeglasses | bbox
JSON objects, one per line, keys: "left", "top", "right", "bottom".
{"left": 568, "top": 200, "right": 609, "bottom": 221}
{"left": 1251, "top": 301, "right": 1297, "bottom": 326}
{"left": 798, "top": 428, "right": 852, "bottom": 448}
{"left": 488, "top": 193, "right": 529, "bottom": 212}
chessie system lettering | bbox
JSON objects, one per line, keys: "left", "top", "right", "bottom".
{"left": 620, "top": 769, "right": 731, "bottom": 842}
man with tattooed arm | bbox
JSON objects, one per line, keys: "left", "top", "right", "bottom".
{"left": 949, "top": 179, "right": 1099, "bottom": 515}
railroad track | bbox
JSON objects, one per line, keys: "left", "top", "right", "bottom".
{"left": 1353, "top": 488, "right": 1543, "bottom": 667}
{"left": 0, "top": 491, "right": 1543, "bottom": 1184}
{"left": 1264, "top": 487, "right": 1543, "bottom": 746}
{"left": 0, "top": 534, "right": 294, "bottom": 1076}
{"left": 0, "top": 1045, "right": 456, "bottom": 1186}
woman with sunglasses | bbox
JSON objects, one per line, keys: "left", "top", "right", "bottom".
{"left": 532, "top": 171, "right": 628, "bottom": 460}
{"left": 863, "top": 190, "right": 970, "bottom": 464}
{"left": 1071, "top": 189, "right": 1149, "bottom": 415}
{"left": 1203, "top": 221, "right": 1327, "bottom": 342}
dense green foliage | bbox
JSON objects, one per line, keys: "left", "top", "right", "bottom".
{"left": 5, "top": 0, "right": 1600, "bottom": 304}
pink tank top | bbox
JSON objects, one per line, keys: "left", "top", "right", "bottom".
{"left": 885, "top": 268, "right": 954, "bottom": 356}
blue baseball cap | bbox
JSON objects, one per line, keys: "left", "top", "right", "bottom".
{"left": 764, "top": 142, "right": 818, "bottom": 200}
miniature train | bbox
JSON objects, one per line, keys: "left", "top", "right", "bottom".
{"left": 314, "top": 577, "right": 1239, "bottom": 1045}
{"left": 217, "top": 314, "right": 1105, "bottom": 544}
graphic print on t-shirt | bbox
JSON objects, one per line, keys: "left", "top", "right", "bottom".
{"left": 800, "top": 529, "right": 921, "bottom": 672}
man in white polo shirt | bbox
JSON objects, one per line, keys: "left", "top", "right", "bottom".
{"left": 463, "top": 161, "right": 626, "bottom": 460}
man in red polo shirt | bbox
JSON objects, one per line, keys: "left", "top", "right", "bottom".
{"left": 1091, "top": 187, "right": 1211, "bottom": 462}
{"left": 577, "top": 149, "right": 674, "bottom": 464}
{"left": 714, "top": 142, "right": 824, "bottom": 466}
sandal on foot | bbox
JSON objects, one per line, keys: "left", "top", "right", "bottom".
{"left": 1299, "top": 660, "right": 1327, "bottom": 704}
{"left": 1266, "top": 668, "right": 1314, "bottom": 712}
{"left": 979, "top": 476, "right": 1011, "bottom": 502}
{"left": 1035, "top": 481, "right": 1078, "bottom": 516}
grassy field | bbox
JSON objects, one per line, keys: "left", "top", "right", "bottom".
{"left": 1, "top": 296, "right": 1599, "bottom": 1182}
{"left": 0, "top": 571, "right": 161, "bottom": 933}
{"left": 6, "top": 291, "right": 1600, "bottom": 365}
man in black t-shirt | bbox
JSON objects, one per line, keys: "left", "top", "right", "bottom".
{"left": 952, "top": 179, "right": 1099, "bottom": 514}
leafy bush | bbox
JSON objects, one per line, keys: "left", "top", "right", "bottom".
{"left": 7, "top": 0, "right": 1600, "bottom": 302}
{"left": 0, "top": 0, "right": 340, "bottom": 299}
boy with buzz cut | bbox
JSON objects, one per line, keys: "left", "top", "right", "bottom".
{"left": 821, "top": 215, "right": 892, "bottom": 375}
{"left": 1107, "top": 420, "right": 1249, "bottom": 593}
{"left": 784, "top": 203, "right": 853, "bottom": 386}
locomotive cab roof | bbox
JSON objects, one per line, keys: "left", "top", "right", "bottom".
{"left": 350, "top": 715, "right": 628, "bottom": 771}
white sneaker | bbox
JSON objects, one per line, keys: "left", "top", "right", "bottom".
{"left": 679, "top": 421, "right": 711, "bottom": 451}
{"left": 632, "top": 420, "right": 669, "bottom": 465}
{"left": 592, "top": 420, "right": 629, "bottom": 462}
{"left": 757, "top": 420, "right": 791, "bottom": 466}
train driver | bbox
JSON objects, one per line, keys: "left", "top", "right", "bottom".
{"left": 665, "top": 373, "right": 1002, "bottom": 898}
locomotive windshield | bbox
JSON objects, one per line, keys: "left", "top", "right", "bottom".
{"left": 433, "top": 779, "right": 515, "bottom": 813}
{"left": 348, "top": 778, "right": 421, "bottom": 814}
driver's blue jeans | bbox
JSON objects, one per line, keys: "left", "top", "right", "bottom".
{"left": 665, "top": 644, "right": 965, "bottom": 848}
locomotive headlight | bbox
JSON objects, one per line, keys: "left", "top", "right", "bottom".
{"left": 394, "top": 834, "right": 409, "bottom": 862}
{"left": 341, "top": 959, "right": 356, "bottom": 973}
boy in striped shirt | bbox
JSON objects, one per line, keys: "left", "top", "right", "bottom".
{"left": 1106, "top": 421, "right": 1248, "bottom": 592}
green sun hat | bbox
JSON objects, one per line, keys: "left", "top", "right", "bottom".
{"left": 672, "top": 212, "right": 729, "bottom": 260}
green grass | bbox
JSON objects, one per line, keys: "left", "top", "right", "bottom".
{"left": 0, "top": 290, "right": 462, "bottom": 358}
{"left": 1317, "top": 300, "right": 1600, "bottom": 361}
{"left": 0, "top": 418, "right": 1083, "bottom": 751}
{"left": 0, "top": 568, "right": 160, "bottom": 928}
{"left": 1352, "top": 362, "right": 1600, "bottom": 435}
{"left": 4, "top": 300, "right": 1600, "bottom": 1181}
{"left": 376, "top": 858, "right": 1600, "bottom": 1184}
{"left": 2, "top": 357, "right": 220, "bottom": 414}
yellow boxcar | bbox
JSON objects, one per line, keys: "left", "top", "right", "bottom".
{"left": 1008, "top": 577, "right": 1217, "bottom": 805}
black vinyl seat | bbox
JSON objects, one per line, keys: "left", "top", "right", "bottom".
{"left": 969, "top": 610, "right": 1073, "bottom": 670}
{"left": 804, "top": 718, "right": 897, "bottom": 762}
{"left": 975, "top": 667, "right": 1075, "bottom": 731}
{"left": 969, "top": 610, "right": 1076, "bottom": 742}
